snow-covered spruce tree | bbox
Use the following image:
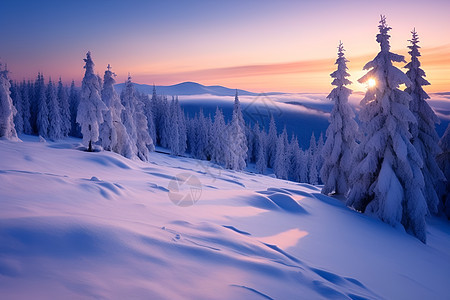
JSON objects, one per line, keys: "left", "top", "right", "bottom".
{"left": 186, "top": 116, "right": 195, "bottom": 154}
{"left": 225, "top": 90, "right": 247, "bottom": 170}
{"left": 289, "top": 134, "right": 302, "bottom": 182}
{"left": 168, "top": 96, "right": 186, "bottom": 156}
{"left": 159, "top": 96, "right": 171, "bottom": 149}
{"left": 99, "top": 65, "right": 118, "bottom": 152}
{"left": 347, "top": 16, "right": 427, "bottom": 243}
{"left": 245, "top": 124, "right": 255, "bottom": 164}
{"left": 210, "top": 107, "right": 227, "bottom": 165}
{"left": 77, "top": 52, "right": 107, "bottom": 152}
{"left": 100, "top": 65, "right": 133, "bottom": 157}
{"left": 168, "top": 96, "right": 181, "bottom": 155}
{"left": 120, "top": 76, "right": 154, "bottom": 160}
{"left": 0, "top": 63, "right": 18, "bottom": 140}
{"left": 29, "top": 78, "right": 38, "bottom": 133}
{"left": 274, "top": 127, "right": 289, "bottom": 179}
{"left": 266, "top": 115, "right": 278, "bottom": 168}
{"left": 321, "top": 41, "right": 358, "bottom": 195}
{"left": 57, "top": 78, "right": 71, "bottom": 137}
{"left": 254, "top": 122, "right": 267, "bottom": 174}
{"left": 47, "top": 79, "right": 63, "bottom": 140}
{"left": 20, "top": 81, "right": 32, "bottom": 134}
{"left": 405, "top": 29, "right": 445, "bottom": 214}
{"left": 144, "top": 89, "right": 156, "bottom": 147}
{"left": 191, "top": 109, "right": 209, "bottom": 160}
{"left": 204, "top": 114, "right": 214, "bottom": 160}
{"left": 151, "top": 86, "right": 163, "bottom": 145}
{"left": 135, "top": 90, "right": 154, "bottom": 160}
{"left": 11, "top": 82, "right": 24, "bottom": 134}
{"left": 176, "top": 96, "right": 187, "bottom": 155}
{"left": 120, "top": 75, "right": 139, "bottom": 157}
{"left": 299, "top": 150, "right": 309, "bottom": 183}
{"left": 436, "top": 124, "right": 450, "bottom": 218}
{"left": 308, "top": 132, "right": 319, "bottom": 185}
{"left": 187, "top": 113, "right": 198, "bottom": 157}
{"left": 36, "top": 73, "right": 49, "bottom": 138}
{"left": 69, "top": 81, "right": 81, "bottom": 137}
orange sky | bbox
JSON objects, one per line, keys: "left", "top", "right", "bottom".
{"left": 130, "top": 43, "right": 450, "bottom": 93}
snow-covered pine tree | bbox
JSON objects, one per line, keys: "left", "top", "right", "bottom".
{"left": 347, "top": 16, "right": 427, "bottom": 243}
{"left": 436, "top": 125, "right": 450, "bottom": 218}
{"left": 11, "top": 82, "right": 24, "bottom": 134}
{"left": 225, "top": 90, "right": 247, "bottom": 170}
{"left": 135, "top": 90, "right": 154, "bottom": 160}
{"left": 176, "top": 96, "right": 187, "bottom": 155}
{"left": 255, "top": 122, "right": 267, "bottom": 174}
{"left": 21, "top": 80, "right": 32, "bottom": 134}
{"left": 159, "top": 96, "right": 171, "bottom": 149}
{"left": 99, "top": 65, "right": 118, "bottom": 152}
{"left": 189, "top": 111, "right": 199, "bottom": 158}
{"left": 266, "top": 115, "right": 278, "bottom": 168}
{"left": 120, "top": 75, "right": 139, "bottom": 157}
{"left": 30, "top": 77, "right": 41, "bottom": 133}
{"left": 274, "top": 127, "right": 289, "bottom": 179}
{"left": 204, "top": 114, "right": 214, "bottom": 160}
{"left": 274, "top": 132, "right": 284, "bottom": 178}
{"left": 194, "top": 109, "right": 210, "bottom": 160}
{"left": 47, "top": 79, "right": 63, "bottom": 140}
{"left": 69, "top": 81, "right": 81, "bottom": 137}
{"left": 57, "top": 79, "right": 71, "bottom": 137}
{"left": 186, "top": 116, "right": 195, "bottom": 154}
{"left": 0, "top": 63, "right": 18, "bottom": 140}
{"left": 299, "top": 150, "right": 309, "bottom": 183}
{"left": 210, "top": 107, "right": 227, "bottom": 165}
{"left": 29, "top": 79, "right": 38, "bottom": 133}
{"left": 245, "top": 123, "right": 256, "bottom": 164}
{"left": 308, "top": 132, "right": 319, "bottom": 185}
{"left": 144, "top": 88, "right": 156, "bottom": 147}
{"left": 77, "top": 52, "right": 107, "bottom": 152}
{"left": 168, "top": 96, "right": 181, "bottom": 155}
{"left": 120, "top": 76, "right": 154, "bottom": 160}
{"left": 100, "top": 65, "right": 133, "bottom": 157}
{"left": 289, "top": 134, "right": 302, "bottom": 182}
{"left": 405, "top": 29, "right": 445, "bottom": 214}
{"left": 321, "top": 41, "right": 358, "bottom": 195}
{"left": 151, "top": 85, "right": 163, "bottom": 145}
{"left": 36, "top": 73, "right": 49, "bottom": 138}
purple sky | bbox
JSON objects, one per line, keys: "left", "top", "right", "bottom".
{"left": 1, "top": 0, "right": 449, "bottom": 92}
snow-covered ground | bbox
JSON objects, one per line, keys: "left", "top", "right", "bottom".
{"left": 1, "top": 136, "right": 449, "bottom": 299}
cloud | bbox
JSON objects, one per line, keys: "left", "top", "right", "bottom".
{"left": 139, "top": 58, "right": 335, "bottom": 82}
{"left": 134, "top": 44, "right": 450, "bottom": 93}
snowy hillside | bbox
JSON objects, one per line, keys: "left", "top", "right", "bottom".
{"left": 1, "top": 136, "right": 449, "bottom": 299}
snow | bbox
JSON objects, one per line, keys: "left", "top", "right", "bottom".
{"left": 0, "top": 135, "right": 449, "bottom": 299}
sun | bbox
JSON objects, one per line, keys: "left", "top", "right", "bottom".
{"left": 367, "top": 78, "right": 376, "bottom": 88}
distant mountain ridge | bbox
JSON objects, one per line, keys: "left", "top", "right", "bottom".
{"left": 114, "top": 81, "right": 281, "bottom": 97}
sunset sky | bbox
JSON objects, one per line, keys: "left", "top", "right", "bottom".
{"left": 1, "top": 0, "right": 449, "bottom": 93}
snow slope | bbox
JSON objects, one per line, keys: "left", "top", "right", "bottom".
{"left": 0, "top": 136, "right": 449, "bottom": 299}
